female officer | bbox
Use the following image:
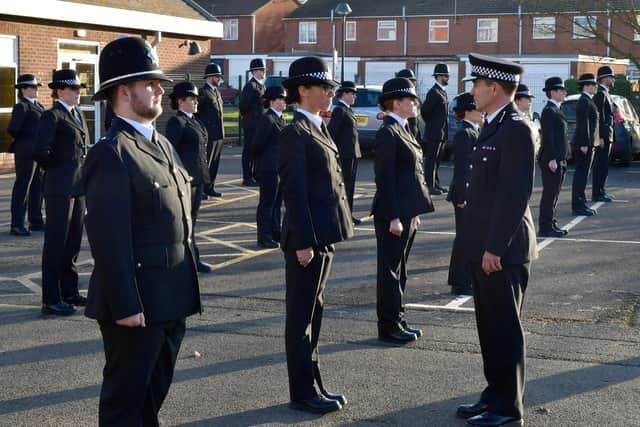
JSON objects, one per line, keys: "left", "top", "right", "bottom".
{"left": 279, "top": 57, "right": 353, "bottom": 414}
{"left": 166, "top": 81, "right": 212, "bottom": 273}
{"left": 8, "top": 74, "right": 45, "bottom": 236}
{"left": 446, "top": 92, "right": 482, "bottom": 296}
{"left": 372, "top": 77, "right": 434, "bottom": 343}
{"left": 253, "top": 85, "right": 287, "bottom": 249}
{"left": 34, "top": 69, "right": 90, "bottom": 316}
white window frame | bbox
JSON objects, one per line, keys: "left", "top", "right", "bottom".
{"left": 345, "top": 20, "right": 357, "bottom": 41}
{"left": 299, "top": 21, "right": 317, "bottom": 44}
{"left": 222, "top": 19, "right": 239, "bottom": 41}
{"left": 477, "top": 18, "right": 498, "bottom": 43}
{"left": 532, "top": 16, "right": 556, "bottom": 39}
{"left": 573, "top": 16, "right": 597, "bottom": 39}
{"left": 428, "top": 19, "right": 449, "bottom": 43}
{"left": 634, "top": 15, "right": 640, "bottom": 41}
{"left": 377, "top": 20, "right": 397, "bottom": 41}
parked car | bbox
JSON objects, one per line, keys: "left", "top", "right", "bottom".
{"left": 325, "top": 86, "right": 384, "bottom": 153}
{"left": 561, "top": 93, "right": 640, "bottom": 165}
{"left": 264, "top": 75, "right": 286, "bottom": 88}
{"left": 218, "top": 86, "right": 239, "bottom": 105}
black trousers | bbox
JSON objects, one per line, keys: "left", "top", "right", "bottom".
{"left": 571, "top": 146, "right": 593, "bottom": 210}
{"left": 206, "top": 138, "right": 223, "bottom": 193}
{"left": 284, "top": 246, "right": 334, "bottom": 401}
{"left": 374, "top": 215, "right": 418, "bottom": 332}
{"left": 241, "top": 125, "right": 255, "bottom": 181}
{"left": 98, "top": 319, "right": 186, "bottom": 427}
{"left": 424, "top": 138, "right": 445, "bottom": 189}
{"left": 10, "top": 150, "right": 43, "bottom": 228}
{"left": 592, "top": 141, "right": 611, "bottom": 198}
{"left": 538, "top": 161, "right": 566, "bottom": 231}
{"left": 470, "top": 261, "right": 529, "bottom": 419}
{"left": 340, "top": 157, "right": 358, "bottom": 215}
{"left": 256, "top": 170, "right": 282, "bottom": 242}
{"left": 41, "top": 195, "right": 84, "bottom": 305}
{"left": 189, "top": 184, "right": 204, "bottom": 264}
{"left": 448, "top": 206, "right": 472, "bottom": 288}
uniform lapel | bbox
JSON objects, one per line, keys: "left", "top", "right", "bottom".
{"left": 115, "top": 117, "right": 169, "bottom": 165}
{"left": 477, "top": 104, "right": 511, "bottom": 144}
{"left": 296, "top": 112, "right": 338, "bottom": 153}
{"left": 55, "top": 102, "right": 87, "bottom": 136}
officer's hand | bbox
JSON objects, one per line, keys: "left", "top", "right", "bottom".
{"left": 389, "top": 218, "right": 403, "bottom": 237}
{"left": 580, "top": 146, "right": 589, "bottom": 155}
{"left": 548, "top": 159, "right": 558, "bottom": 173}
{"left": 598, "top": 138, "right": 604, "bottom": 147}
{"left": 456, "top": 203, "right": 466, "bottom": 208}
{"left": 481, "top": 251, "right": 502, "bottom": 276}
{"left": 416, "top": 217, "right": 421, "bottom": 227}
{"left": 296, "top": 247, "right": 314, "bottom": 268}
{"left": 116, "top": 312, "right": 146, "bottom": 328}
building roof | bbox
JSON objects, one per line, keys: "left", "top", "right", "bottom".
{"left": 192, "top": 0, "right": 272, "bottom": 16}
{"left": 285, "top": 0, "right": 640, "bottom": 19}
{"left": 67, "top": 0, "right": 205, "bottom": 20}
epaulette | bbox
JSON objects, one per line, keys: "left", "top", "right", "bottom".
{"left": 511, "top": 113, "right": 523, "bottom": 121}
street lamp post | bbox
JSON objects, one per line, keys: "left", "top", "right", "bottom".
{"left": 334, "top": 2, "right": 352, "bottom": 83}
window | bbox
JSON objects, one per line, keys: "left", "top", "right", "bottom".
{"left": 429, "top": 19, "right": 449, "bottom": 43}
{"left": 345, "top": 21, "right": 357, "bottom": 41}
{"left": 299, "top": 21, "right": 317, "bottom": 44}
{"left": 573, "top": 16, "right": 596, "bottom": 39}
{"left": 532, "top": 16, "right": 556, "bottom": 39}
{"left": 222, "top": 19, "right": 238, "bottom": 40}
{"left": 477, "top": 18, "right": 498, "bottom": 42}
{"left": 377, "top": 20, "right": 397, "bottom": 41}
{"left": 634, "top": 15, "right": 640, "bottom": 41}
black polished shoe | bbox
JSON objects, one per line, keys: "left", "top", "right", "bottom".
{"left": 400, "top": 320, "right": 423, "bottom": 338}
{"left": 320, "top": 389, "right": 347, "bottom": 406}
{"left": 592, "top": 194, "right": 613, "bottom": 203}
{"left": 10, "top": 226, "right": 31, "bottom": 236}
{"left": 451, "top": 285, "right": 473, "bottom": 296}
{"left": 42, "top": 302, "right": 76, "bottom": 316}
{"left": 466, "top": 411, "right": 523, "bottom": 426}
{"left": 208, "top": 189, "right": 223, "bottom": 198}
{"left": 29, "top": 223, "right": 46, "bottom": 231}
{"left": 552, "top": 223, "right": 568, "bottom": 236}
{"left": 257, "top": 239, "right": 279, "bottom": 249}
{"left": 289, "top": 395, "right": 342, "bottom": 414}
{"left": 573, "top": 207, "right": 595, "bottom": 217}
{"left": 242, "top": 178, "right": 259, "bottom": 187}
{"left": 196, "top": 261, "right": 213, "bottom": 273}
{"left": 436, "top": 184, "right": 449, "bottom": 194}
{"left": 63, "top": 294, "right": 87, "bottom": 307}
{"left": 538, "top": 228, "right": 565, "bottom": 238}
{"left": 429, "top": 187, "right": 443, "bottom": 196}
{"left": 200, "top": 193, "right": 209, "bottom": 201}
{"left": 352, "top": 216, "right": 362, "bottom": 225}
{"left": 456, "top": 401, "right": 489, "bottom": 419}
{"left": 378, "top": 329, "right": 417, "bottom": 343}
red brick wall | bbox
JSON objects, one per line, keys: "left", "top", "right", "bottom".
{"left": 211, "top": 16, "right": 254, "bottom": 54}
{"left": 254, "top": 0, "right": 299, "bottom": 53}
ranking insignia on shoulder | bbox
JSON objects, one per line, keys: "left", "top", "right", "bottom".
{"left": 511, "top": 113, "right": 523, "bottom": 121}
{"left": 96, "top": 136, "right": 107, "bottom": 143}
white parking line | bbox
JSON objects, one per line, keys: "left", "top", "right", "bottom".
{"left": 536, "top": 202, "right": 604, "bottom": 251}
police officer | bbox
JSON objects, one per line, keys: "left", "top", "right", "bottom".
{"left": 328, "top": 80, "right": 362, "bottom": 225}
{"left": 456, "top": 54, "right": 537, "bottom": 427}
{"left": 83, "top": 37, "right": 201, "bottom": 426}
{"left": 166, "top": 81, "right": 213, "bottom": 273}
{"left": 571, "top": 73, "right": 599, "bottom": 217}
{"left": 197, "top": 63, "right": 225, "bottom": 198}
{"left": 396, "top": 68, "right": 421, "bottom": 140}
{"left": 538, "top": 77, "right": 570, "bottom": 237}
{"left": 34, "top": 69, "right": 90, "bottom": 316}
{"left": 514, "top": 84, "right": 534, "bottom": 121}
{"left": 8, "top": 74, "right": 45, "bottom": 236}
{"left": 239, "top": 58, "right": 266, "bottom": 186}
{"left": 421, "top": 63, "right": 449, "bottom": 195}
{"left": 279, "top": 56, "right": 353, "bottom": 414}
{"left": 446, "top": 92, "right": 481, "bottom": 296}
{"left": 253, "top": 85, "right": 286, "bottom": 249}
{"left": 592, "top": 65, "right": 615, "bottom": 202}
{"left": 372, "top": 77, "right": 434, "bottom": 343}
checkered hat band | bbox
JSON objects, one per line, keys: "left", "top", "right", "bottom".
{"left": 290, "top": 71, "right": 333, "bottom": 81}
{"left": 471, "top": 65, "right": 520, "bottom": 82}
{"left": 56, "top": 79, "right": 81, "bottom": 86}
{"left": 383, "top": 88, "right": 417, "bottom": 97}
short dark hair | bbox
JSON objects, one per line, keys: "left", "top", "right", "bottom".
{"left": 50, "top": 89, "right": 58, "bottom": 100}
{"left": 285, "top": 84, "right": 314, "bottom": 105}
{"left": 170, "top": 97, "right": 182, "bottom": 110}
{"left": 453, "top": 110, "right": 466, "bottom": 121}
{"left": 495, "top": 80, "right": 518, "bottom": 96}
{"left": 380, "top": 98, "right": 394, "bottom": 112}
{"left": 106, "top": 82, "right": 138, "bottom": 109}
{"left": 17, "top": 88, "right": 25, "bottom": 100}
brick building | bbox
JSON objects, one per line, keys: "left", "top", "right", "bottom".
{"left": 0, "top": 0, "right": 222, "bottom": 172}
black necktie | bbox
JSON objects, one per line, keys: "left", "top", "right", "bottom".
{"left": 71, "top": 107, "right": 82, "bottom": 123}
{"left": 320, "top": 122, "right": 331, "bottom": 139}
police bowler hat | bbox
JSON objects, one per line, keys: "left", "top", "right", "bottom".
{"left": 336, "top": 81, "right": 357, "bottom": 96}
{"left": 263, "top": 86, "right": 286, "bottom": 100}
{"left": 204, "top": 63, "right": 223, "bottom": 78}
{"left": 543, "top": 77, "right": 565, "bottom": 92}
{"left": 452, "top": 92, "right": 476, "bottom": 112}
{"left": 16, "top": 74, "right": 42, "bottom": 89}
{"left": 282, "top": 57, "right": 339, "bottom": 92}
{"left": 48, "top": 69, "right": 85, "bottom": 89}
{"left": 578, "top": 73, "right": 597, "bottom": 87}
{"left": 169, "top": 81, "right": 199, "bottom": 99}
{"left": 378, "top": 77, "right": 419, "bottom": 105}
{"left": 396, "top": 68, "right": 417, "bottom": 82}
{"left": 433, "top": 63, "right": 450, "bottom": 76}
{"left": 93, "top": 36, "right": 171, "bottom": 101}
{"left": 249, "top": 58, "right": 266, "bottom": 71}
{"left": 597, "top": 65, "right": 614, "bottom": 80}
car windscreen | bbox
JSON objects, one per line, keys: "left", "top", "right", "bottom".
{"left": 561, "top": 101, "right": 577, "bottom": 121}
{"left": 352, "top": 90, "right": 381, "bottom": 108}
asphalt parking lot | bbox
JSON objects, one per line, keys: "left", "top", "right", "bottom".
{"left": 0, "top": 146, "right": 639, "bottom": 426}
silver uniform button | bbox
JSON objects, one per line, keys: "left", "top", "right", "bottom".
{"left": 136, "top": 262, "right": 142, "bottom": 268}
{"left": 473, "top": 146, "right": 477, "bottom": 151}
{"left": 173, "top": 167, "right": 178, "bottom": 174}
{"left": 469, "top": 164, "right": 473, "bottom": 170}
{"left": 466, "top": 182, "right": 470, "bottom": 188}
{"left": 154, "top": 182, "right": 160, "bottom": 189}
{"left": 187, "top": 238, "right": 192, "bottom": 244}
{"left": 482, "top": 157, "right": 488, "bottom": 162}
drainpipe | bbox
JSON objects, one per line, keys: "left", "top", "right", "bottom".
{"left": 151, "top": 31, "right": 161, "bottom": 47}
{"left": 518, "top": 3, "right": 522, "bottom": 56}
{"left": 331, "top": 10, "right": 337, "bottom": 79}
{"left": 403, "top": 6, "right": 408, "bottom": 57}
{"left": 607, "top": 8, "right": 611, "bottom": 57}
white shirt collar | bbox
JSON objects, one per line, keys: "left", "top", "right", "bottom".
{"left": 56, "top": 99, "right": 75, "bottom": 113}
{"left": 463, "top": 119, "right": 480, "bottom": 130}
{"left": 339, "top": 99, "right": 351, "bottom": 108}
{"left": 485, "top": 103, "right": 510, "bottom": 125}
{"left": 179, "top": 110, "right": 193, "bottom": 119}
{"left": 270, "top": 107, "right": 283, "bottom": 118}
{"left": 435, "top": 81, "right": 446, "bottom": 91}
{"left": 599, "top": 84, "right": 609, "bottom": 91}
{"left": 25, "top": 97, "right": 36, "bottom": 104}
{"left": 387, "top": 111, "right": 408, "bottom": 128}
{"left": 297, "top": 108, "right": 323, "bottom": 130}
{"left": 118, "top": 115, "right": 155, "bottom": 142}
{"left": 206, "top": 82, "right": 217, "bottom": 91}
{"left": 583, "top": 91, "right": 594, "bottom": 99}
{"left": 549, "top": 99, "right": 562, "bottom": 109}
